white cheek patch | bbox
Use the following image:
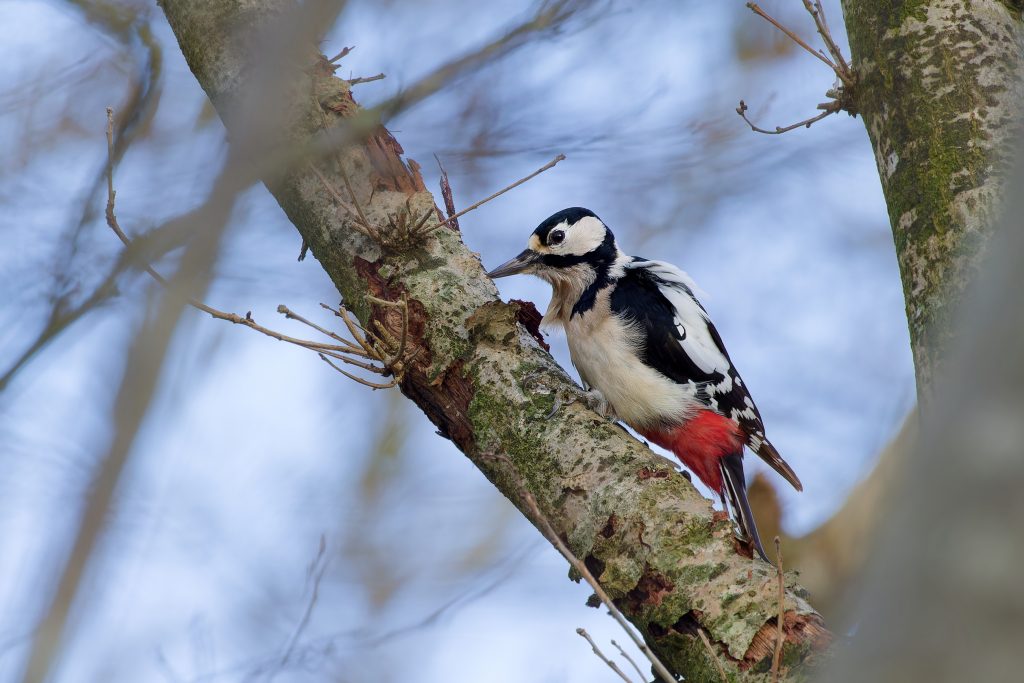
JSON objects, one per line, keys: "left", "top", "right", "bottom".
{"left": 559, "top": 216, "right": 606, "bottom": 255}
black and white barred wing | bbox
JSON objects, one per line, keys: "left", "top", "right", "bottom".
{"left": 622, "top": 259, "right": 803, "bottom": 491}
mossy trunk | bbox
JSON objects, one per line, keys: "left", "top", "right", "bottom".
{"left": 840, "top": 0, "right": 1024, "bottom": 401}
{"left": 157, "top": 1, "right": 832, "bottom": 679}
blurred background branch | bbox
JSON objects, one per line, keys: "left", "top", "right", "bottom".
{"left": 17, "top": 4, "right": 352, "bottom": 680}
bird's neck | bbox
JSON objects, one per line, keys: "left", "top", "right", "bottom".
{"left": 541, "top": 250, "right": 629, "bottom": 326}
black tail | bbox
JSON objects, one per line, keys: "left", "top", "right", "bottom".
{"left": 720, "top": 452, "right": 770, "bottom": 563}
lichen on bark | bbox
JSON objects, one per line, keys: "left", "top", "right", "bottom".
{"left": 840, "top": 0, "right": 1024, "bottom": 399}
{"left": 158, "top": 0, "right": 833, "bottom": 679}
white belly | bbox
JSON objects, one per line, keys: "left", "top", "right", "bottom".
{"left": 564, "top": 311, "right": 701, "bottom": 429}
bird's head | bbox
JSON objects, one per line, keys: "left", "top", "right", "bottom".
{"left": 487, "top": 207, "right": 618, "bottom": 284}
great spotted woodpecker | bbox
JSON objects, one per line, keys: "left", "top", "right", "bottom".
{"left": 487, "top": 207, "right": 802, "bottom": 561}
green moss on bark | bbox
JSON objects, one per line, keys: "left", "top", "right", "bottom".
{"left": 841, "top": 0, "right": 1024, "bottom": 397}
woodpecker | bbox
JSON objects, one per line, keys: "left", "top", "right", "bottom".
{"left": 487, "top": 207, "right": 801, "bottom": 561}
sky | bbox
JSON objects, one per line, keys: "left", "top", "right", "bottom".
{"left": 0, "top": 1, "right": 915, "bottom": 681}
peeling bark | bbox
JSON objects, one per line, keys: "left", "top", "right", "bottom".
{"left": 840, "top": 0, "right": 1024, "bottom": 399}
{"left": 158, "top": 1, "right": 833, "bottom": 679}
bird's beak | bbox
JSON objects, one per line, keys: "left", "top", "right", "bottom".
{"left": 487, "top": 249, "right": 540, "bottom": 279}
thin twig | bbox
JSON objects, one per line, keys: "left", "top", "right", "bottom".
{"left": 318, "top": 353, "right": 397, "bottom": 389}
{"left": 323, "top": 301, "right": 373, "bottom": 350}
{"left": 771, "top": 536, "right": 786, "bottom": 683}
{"left": 739, "top": 1, "right": 855, "bottom": 136}
{"left": 611, "top": 639, "right": 646, "bottom": 682}
{"left": 576, "top": 629, "right": 636, "bottom": 683}
{"left": 431, "top": 154, "right": 566, "bottom": 231}
{"left": 746, "top": 2, "right": 836, "bottom": 71}
{"left": 481, "top": 453, "right": 676, "bottom": 683}
{"left": 277, "top": 304, "right": 358, "bottom": 349}
{"left": 803, "top": 0, "right": 854, "bottom": 86}
{"left": 348, "top": 73, "right": 385, "bottom": 86}
{"left": 269, "top": 536, "right": 329, "bottom": 682}
{"left": 735, "top": 99, "right": 839, "bottom": 135}
{"left": 697, "top": 629, "right": 728, "bottom": 683}
{"left": 106, "top": 108, "right": 170, "bottom": 288}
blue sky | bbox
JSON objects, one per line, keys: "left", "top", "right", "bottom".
{"left": 0, "top": 1, "right": 914, "bottom": 681}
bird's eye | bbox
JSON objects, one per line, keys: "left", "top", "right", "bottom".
{"left": 549, "top": 230, "right": 565, "bottom": 246}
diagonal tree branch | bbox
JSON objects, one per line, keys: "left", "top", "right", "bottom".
{"left": 157, "top": 1, "right": 833, "bottom": 679}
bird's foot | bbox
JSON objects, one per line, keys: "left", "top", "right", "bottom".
{"left": 542, "top": 387, "right": 619, "bottom": 422}
{"left": 582, "top": 389, "right": 618, "bottom": 422}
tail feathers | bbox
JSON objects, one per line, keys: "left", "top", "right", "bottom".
{"left": 720, "top": 453, "right": 770, "bottom": 563}
{"left": 753, "top": 438, "right": 803, "bottom": 492}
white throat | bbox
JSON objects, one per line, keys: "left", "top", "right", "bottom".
{"left": 540, "top": 249, "right": 631, "bottom": 327}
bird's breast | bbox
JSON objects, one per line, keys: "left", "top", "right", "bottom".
{"left": 564, "top": 306, "right": 703, "bottom": 429}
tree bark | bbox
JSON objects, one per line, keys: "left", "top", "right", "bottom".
{"left": 826, "top": 132, "right": 1024, "bottom": 683}
{"left": 157, "top": 1, "right": 832, "bottom": 679}
{"left": 840, "top": 0, "right": 1024, "bottom": 400}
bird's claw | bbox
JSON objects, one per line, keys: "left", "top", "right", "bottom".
{"left": 544, "top": 397, "right": 563, "bottom": 420}
{"left": 582, "top": 389, "right": 618, "bottom": 422}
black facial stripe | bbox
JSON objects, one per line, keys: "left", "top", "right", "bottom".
{"left": 569, "top": 230, "right": 617, "bottom": 318}
{"left": 540, "top": 252, "right": 590, "bottom": 268}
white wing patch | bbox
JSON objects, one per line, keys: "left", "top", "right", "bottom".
{"left": 626, "top": 259, "right": 732, "bottom": 378}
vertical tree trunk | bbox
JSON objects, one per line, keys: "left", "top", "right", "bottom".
{"left": 840, "top": 0, "right": 1024, "bottom": 400}
{"left": 826, "top": 132, "right": 1024, "bottom": 683}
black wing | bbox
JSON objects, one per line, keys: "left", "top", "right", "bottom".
{"left": 614, "top": 259, "right": 802, "bottom": 490}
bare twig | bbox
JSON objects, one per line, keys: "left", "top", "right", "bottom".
{"left": 771, "top": 536, "right": 786, "bottom": 683}
{"left": 431, "top": 153, "right": 566, "bottom": 231}
{"left": 576, "top": 629, "right": 636, "bottom": 683}
{"left": 105, "top": 108, "right": 170, "bottom": 288}
{"left": 735, "top": 99, "right": 840, "bottom": 135}
{"left": 611, "top": 639, "right": 646, "bottom": 682}
{"left": 803, "top": 0, "right": 855, "bottom": 86}
{"left": 697, "top": 629, "right": 728, "bottom": 683}
{"left": 746, "top": 2, "right": 836, "bottom": 71}
{"left": 739, "top": 1, "right": 855, "bottom": 136}
{"left": 335, "top": 161, "right": 373, "bottom": 231}
{"left": 481, "top": 453, "right": 676, "bottom": 683}
{"left": 347, "top": 73, "right": 385, "bottom": 86}
{"left": 268, "top": 536, "right": 329, "bottom": 682}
